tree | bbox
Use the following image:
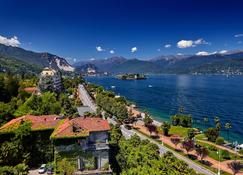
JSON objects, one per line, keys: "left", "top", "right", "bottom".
{"left": 181, "top": 139, "right": 194, "bottom": 155}
{"left": 170, "top": 137, "right": 181, "bottom": 149}
{"left": 215, "top": 137, "right": 224, "bottom": 145}
{"left": 109, "top": 124, "right": 123, "bottom": 145}
{"left": 179, "top": 106, "right": 184, "bottom": 113}
{"left": 214, "top": 116, "right": 221, "bottom": 131}
{"left": 187, "top": 128, "right": 195, "bottom": 140}
{"left": 227, "top": 161, "right": 242, "bottom": 175}
{"left": 170, "top": 114, "right": 192, "bottom": 127}
{"left": 160, "top": 122, "right": 171, "bottom": 136}
{"left": 0, "top": 163, "right": 28, "bottom": 175}
{"left": 143, "top": 114, "right": 153, "bottom": 127}
{"left": 147, "top": 124, "right": 157, "bottom": 136}
{"left": 225, "top": 122, "right": 232, "bottom": 142}
{"left": 203, "top": 117, "right": 209, "bottom": 131}
{"left": 4, "top": 74, "right": 19, "bottom": 100}
{"left": 204, "top": 127, "right": 219, "bottom": 142}
{"left": 58, "top": 158, "right": 75, "bottom": 175}
{"left": 195, "top": 146, "right": 208, "bottom": 160}
{"left": 0, "top": 122, "right": 32, "bottom": 166}
{"left": 0, "top": 102, "right": 15, "bottom": 126}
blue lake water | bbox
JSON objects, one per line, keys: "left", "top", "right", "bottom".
{"left": 85, "top": 75, "right": 243, "bottom": 143}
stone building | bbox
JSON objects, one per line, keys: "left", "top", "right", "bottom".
{"left": 38, "top": 67, "right": 62, "bottom": 92}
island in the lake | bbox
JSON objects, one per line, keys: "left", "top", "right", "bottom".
{"left": 117, "top": 73, "right": 147, "bottom": 80}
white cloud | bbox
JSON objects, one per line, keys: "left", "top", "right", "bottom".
{"left": 234, "top": 33, "right": 243, "bottom": 38}
{"left": 110, "top": 50, "right": 115, "bottom": 54}
{"left": 0, "top": 35, "right": 20, "bottom": 47}
{"left": 96, "top": 46, "right": 104, "bottom": 52}
{"left": 177, "top": 38, "right": 210, "bottom": 48}
{"left": 164, "top": 44, "right": 171, "bottom": 48}
{"left": 196, "top": 51, "right": 209, "bottom": 56}
{"left": 131, "top": 47, "right": 137, "bottom": 53}
{"left": 177, "top": 53, "right": 183, "bottom": 55}
{"left": 177, "top": 40, "right": 194, "bottom": 48}
{"left": 219, "top": 50, "right": 228, "bottom": 54}
{"left": 90, "top": 58, "right": 95, "bottom": 61}
{"left": 157, "top": 48, "right": 161, "bottom": 52}
{"left": 194, "top": 38, "right": 209, "bottom": 45}
{"left": 73, "top": 58, "right": 77, "bottom": 62}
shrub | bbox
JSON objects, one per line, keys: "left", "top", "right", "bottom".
{"left": 170, "top": 114, "right": 192, "bottom": 127}
{"left": 208, "top": 145, "right": 217, "bottom": 151}
{"left": 221, "top": 150, "right": 230, "bottom": 160}
{"left": 215, "top": 137, "right": 224, "bottom": 145}
{"left": 239, "top": 149, "right": 243, "bottom": 155}
{"left": 204, "top": 127, "right": 219, "bottom": 142}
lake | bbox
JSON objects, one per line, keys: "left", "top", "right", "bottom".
{"left": 85, "top": 75, "right": 243, "bottom": 143}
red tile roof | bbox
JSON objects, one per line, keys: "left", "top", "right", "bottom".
{"left": 23, "top": 87, "right": 38, "bottom": 94}
{"left": 51, "top": 117, "right": 110, "bottom": 139}
{"left": 0, "top": 115, "right": 60, "bottom": 133}
{"left": 1, "top": 115, "right": 110, "bottom": 140}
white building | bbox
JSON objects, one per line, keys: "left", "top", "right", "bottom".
{"left": 39, "top": 67, "right": 62, "bottom": 92}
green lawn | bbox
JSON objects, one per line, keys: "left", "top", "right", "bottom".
{"left": 169, "top": 126, "right": 190, "bottom": 138}
{"left": 196, "top": 141, "right": 242, "bottom": 161}
{"left": 195, "top": 133, "right": 207, "bottom": 140}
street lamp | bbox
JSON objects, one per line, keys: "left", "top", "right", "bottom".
{"left": 217, "top": 150, "right": 221, "bottom": 175}
{"left": 161, "top": 134, "right": 164, "bottom": 146}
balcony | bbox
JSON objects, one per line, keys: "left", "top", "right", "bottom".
{"left": 80, "top": 142, "right": 109, "bottom": 151}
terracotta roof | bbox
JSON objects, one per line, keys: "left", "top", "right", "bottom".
{"left": 0, "top": 115, "right": 60, "bottom": 133}
{"left": 23, "top": 87, "right": 38, "bottom": 94}
{"left": 51, "top": 117, "right": 110, "bottom": 139}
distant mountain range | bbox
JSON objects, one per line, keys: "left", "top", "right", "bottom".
{"left": 74, "top": 51, "right": 243, "bottom": 75}
{"left": 1, "top": 43, "right": 243, "bottom": 75}
{"left": 0, "top": 43, "right": 74, "bottom": 73}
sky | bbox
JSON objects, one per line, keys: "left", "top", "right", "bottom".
{"left": 0, "top": 0, "right": 243, "bottom": 62}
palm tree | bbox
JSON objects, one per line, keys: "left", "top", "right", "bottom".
{"left": 227, "top": 161, "right": 242, "bottom": 175}
{"left": 225, "top": 122, "right": 232, "bottom": 142}
{"left": 179, "top": 106, "right": 184, "bottom": 114}
{"left": 214, "top": 116, "right": 221, "bottom": 131}
{"left": 203, "top": 117, "right": 209, "bottom": 131}
{"left": 161, "top": 122, "right": 171, "bottom": 136}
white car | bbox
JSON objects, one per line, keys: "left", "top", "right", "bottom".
{"left": 38, "top": 164, "right": 47, "bottom": 174}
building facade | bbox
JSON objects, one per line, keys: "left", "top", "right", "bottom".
{"left": 39, "top": 67, "right": 62, "bottom": 92}
{"left": 0, "top": 115, "right": 111, "bottom": 175}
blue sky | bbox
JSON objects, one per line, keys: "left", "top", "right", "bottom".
{"left": 0, "top": 0, "right": 243, "bottom": 62}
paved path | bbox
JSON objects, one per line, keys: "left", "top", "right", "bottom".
{"left": 78, "top": 84, "right": 97, "bottom": 112}
{"left": 28, "top": 169, "right": 46, "bottom": 175}
{"left": 107, "top": 118, "right": 216, "bottom": 175}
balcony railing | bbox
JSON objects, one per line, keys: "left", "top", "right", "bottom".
{"left": 79, "top": 142, "right": 109, "bottom": 151}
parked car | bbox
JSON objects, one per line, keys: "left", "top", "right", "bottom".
{"left": 47, "top": 166, "right": 53, "bottom": 174}
{"left": 38, "top": 164, "right": 47, "bottom": 174}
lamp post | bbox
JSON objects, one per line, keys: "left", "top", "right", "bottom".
{"left": 233, "top": 141, "right": 238, "bottom": 160}
{"left": 161, "top": 134, "right": 164, "bottom": 146}
{"left": 217, "top": 150, "right": 221, "bottom": 175}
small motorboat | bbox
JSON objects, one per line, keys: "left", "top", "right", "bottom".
{"left": 111, "top": 85, "right": 116, "bottom": 89}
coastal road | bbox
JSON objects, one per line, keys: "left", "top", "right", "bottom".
{"left": 78, "top": 84, "right": 97, "bottom": 112}
{"left": 107, "top": 118, "right": 216, "bottom": 175}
